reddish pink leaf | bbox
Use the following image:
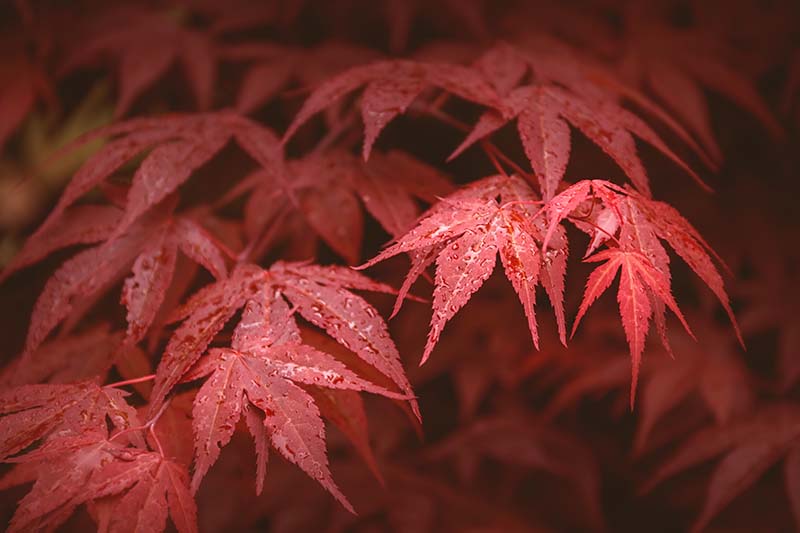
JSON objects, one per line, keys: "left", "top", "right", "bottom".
{"left": 24, "top": 228, "right": 147, "bottom": 354}
{"left": 236, "top": 60, "right": 294, "bottom": 113}
{"left": 574, "top": 249, "right": 693, "bottom": 405}
{"left": 424, "top": 222, "right": 499, "bottom": 364}
{"left": 496, "top": 212, "right": 541, "bottom": 349}
{"left": 1, "top": 205, "right": 122, "bottom": 283}
{"left": 243, "top": 403, "right": 269, "bottom": 495}
{"left": 122, "top": 227, "right": 178, "bottom": 344}
{"left": 0, "top": 382, "right": 140, "bottom": 461}
{"left": 1, "top": 325, "right": 120, "bottom": 387}
{"left": 151, "top": 266, "right": 261, "bottom": 415}
{"left": 172, "top": 218, "right": 229, "bottom": 280}
{"left": 179, "top": 31, "right": 216, "bottom": 111}
{"left": 517, "top": 90, "right": 571, "bottom": 201}
{"left": 361, "top": 78, "right": 424, "bottom": 160}
{"left": 474, "top": 43, "right": 528, "bottom": 96}
{"left": 191, "top": 333, "right": 397, "bottom": 506}
{"left": 300, "top": 184, "right": 364, "bottom": 265}
{"left": 116, "top": 41, "right": 176, "bottom": 118}
{"left": 310, "top": 388, "right": 384, "bottom": 484}
{"left": 253, "top": 376, "right": 355, "bottom": 512}
{"left": 276, "top": 271, "right": 418, "bottom": 417}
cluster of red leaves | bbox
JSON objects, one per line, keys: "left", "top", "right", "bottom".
{"left": 1, "top": 0, "right": 798, "bottom": 532}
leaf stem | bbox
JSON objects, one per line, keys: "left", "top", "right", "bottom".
{"left": 567, "top": 214, "right": 622, "bottom": 250}
{"left": 106, "top": 374, "right": 156, "bottom": 388}
{"left": 108, "top": 397, "right": 171, "bottom": 457}
{"left": 481, "top": 140, "right": 508, "bottom": 177}
{"left": 310, "top": 110, "right": 357, "bottom": 157}
{"left": 240, "top": 202, "right": 292, "bottom": 263}
{"left": 416, "top": 104, "right": 539, "bottom": 191}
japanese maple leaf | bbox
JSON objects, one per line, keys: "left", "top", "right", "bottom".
{"left": 0, "top": 324, "right": 122, "bottom": 387}
{"left": 445, "top": 40, "right": 713, "bottom": 200}
{"left": 570, "top": 248, "right": 694, "bottom": 405}
{"left": 282, "top": 58, "right": 507, "bottom": 159}
{"left": 398, "top": 276, "right": 536, "bottom": 420}
{"left": 308, "top": 387, "right": 384, "bottom": 484}
{"left": 221, "top": 42, "right": 380, "bottom": 114}
{"left": 0, "top": 204, "right": 124, "bottom": 283}
{"left": 542, "top": 317, "right": 754, "bottom": 452}
{"left": 381, "top": 0, "right": 489, "bottom": 52}
{"left": 617, "top": 9, "right": 783, "bottom": 160}
{"left": 450, "top": 79, "right": 700, "bottom": 200}
{"left": 0, "top": 36, "right": 53, "bottom": 151}
{"left": 185, "top": 275, "right": 409, "bottom": 511}
{"left": 236, "top": 149, "right": 452, "bottom": 264}
{"left": 184, "top": 0, "right": 285, "bottom": 35}
{"left": 31, "top": 110, "right": 283, "bottom": 242}
{"left": 735, "top": 234, "right": 800, "bottom": 390}
{"left": 4, "top": 434, "right": 196, "bottom": 533}
{"left": 16, "top": 201, "right": 228, "bottom": 355}
{"left": 633, "top": 318, "right": 755, "bottom": 456}
{"left": 506, "top": 34, "right": 722, "bottom": 168}
{"left": 540, "top": 180, "right": 741, "bottom": 400}
{"left": 0, "top": 381, "right": 140, "bottom": 461}
{"left": 642, "top": 404, "right": 800, "bottom": 532}
{"left": 299, "top": 459, "right": 537, "bottom": 533}
{"left": 425, "top": 413, "right": 604, "bottom": 531}
{"left": 59, "top": 4, "right": 218, "bottom": 117}
{"left": 360, "top": 174, "right": 568, "bottom": 365}
{"left": 151, "top": 261, "right": 417, "bottom": 422}
{"left": 92, "top": 455, "right": 197, "bottom": 533}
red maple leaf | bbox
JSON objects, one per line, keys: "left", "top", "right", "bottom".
{"left": 282, "top": 58, "right": 507, "bottom": 159}
{"left": 450, "top": 62, "right": 702, "bottom": 200}
{"left": 426, "top": 413, "right": 604, "bottom": 530}
{"left": 0, "top": 324, "right": 122, "bottom": 387}
{"left": 14, "top": 201, "right": 228, "bottom": 355}
{"left": 543, "top": 180, "right": 740, "bottom": 400}
{"left": 633, "top": 316, "right": 755, "bottom": 455}
{"left": 642, "top": 403, "right": 800, "bottom": 532}
{"left": 221, "top": 42, "right": 380, "bottom": 114}
{"left": 5, "top": 434, "right": 196, "bottom": 533}
{"left": 360, "top": 174, "right": 568, "bottom": 364}
{"left": 0, "top": 35, "right": 53, "bottom": 151}
{"left": 396, "top": 276, "right": 536, "bottom": 420}
{"left": 180, "top": 268, "right": 409, "bottom": 510}
{"left": 229, "top": 149, "right": 452, "bottom": 264}
{"left": 151, "top": 261, "right": 417, "bottom": 423}
{"left": 31, "top": 111, "right": 283, "bottom": 243}
{"left": 59, "top": 4, "right": 219, "bottom": 117}
{"left": 0, "top": 381, "right": 141, "bottom": 462}
{"left": 571, "top": 247, "right": 694, "bottom": 405}
{"left": 616, "top": 8, "right": 783, "bottom": 160}
{"left": 735, "top": 230, "right": 800, "bottom": 391}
